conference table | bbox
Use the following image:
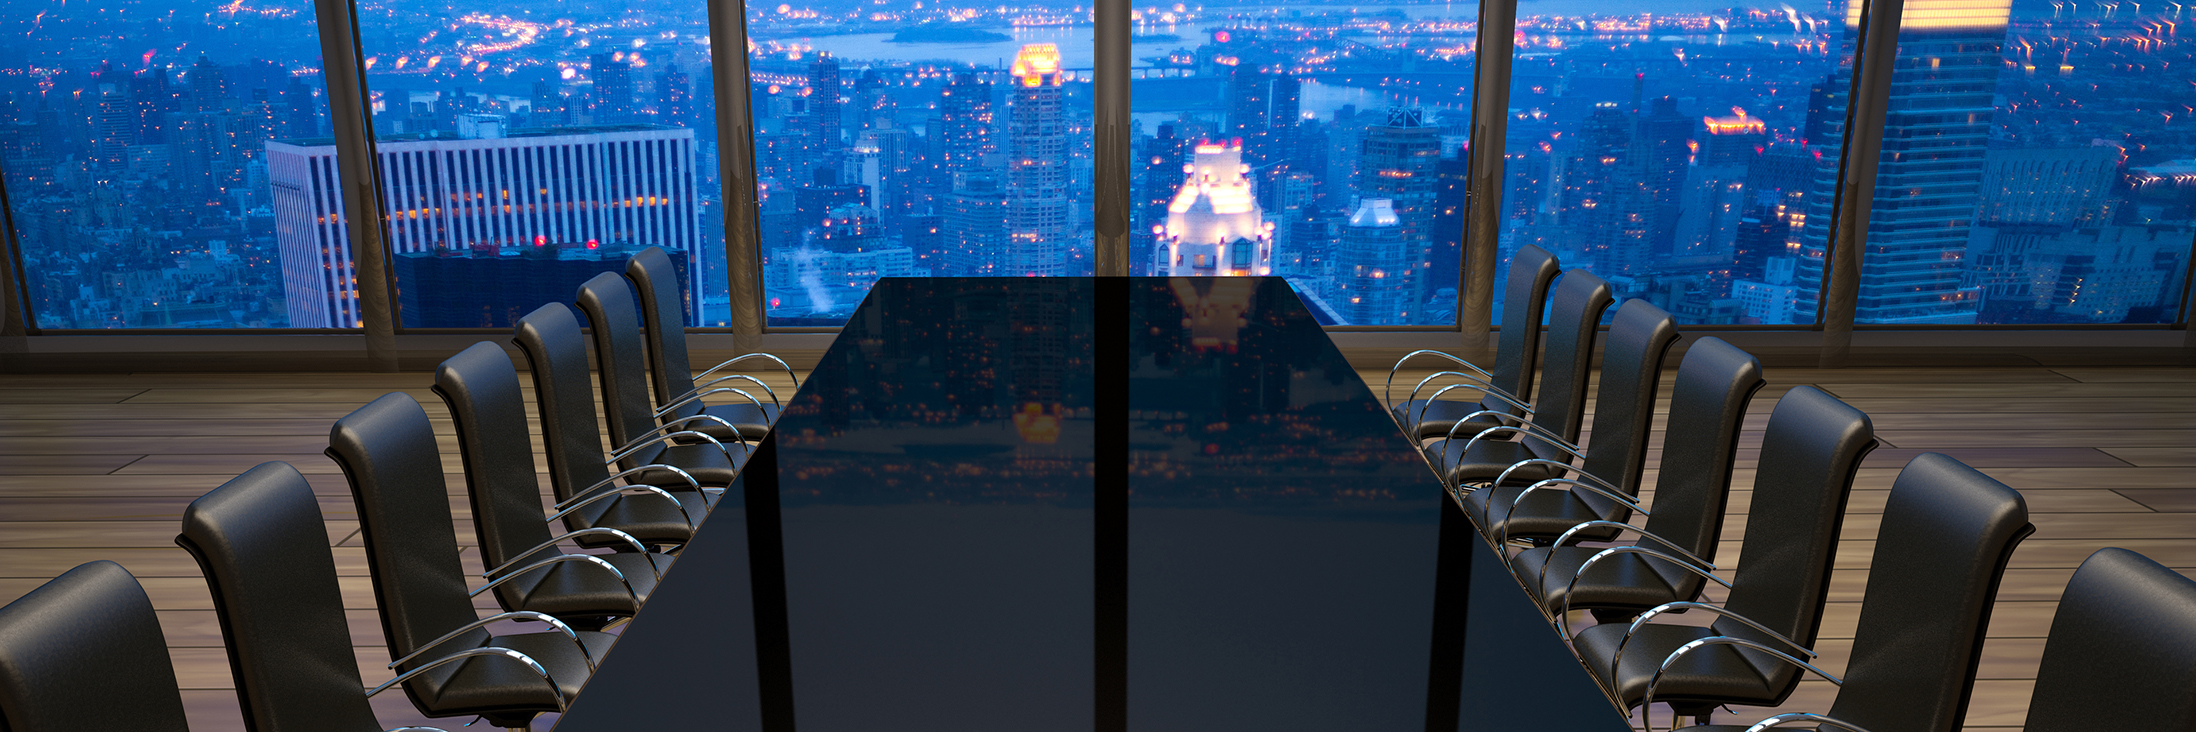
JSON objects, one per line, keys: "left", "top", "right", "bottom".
{"left": 552, "top": 277, "right": 1631, "bottom": 731}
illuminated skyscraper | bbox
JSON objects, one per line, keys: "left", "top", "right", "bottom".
{"left": 937, "top": 72, "right": 995, "bottom": 173}
{"left": 266, "top": 123, "right": 700, "bottom": 328}
{"left": 807, "top": 53, "right": 844, "bottom": 172}
{"left": 1852, "top": 0, "right": 2009, "bottom": 323}
{"left": 1005, "top": 44, "right": 1070, "bottom": 276}
{"left": 1356, "top": 108, "right": 1441, "bottom": 296}
{"left": 1153, "top": 139, "right": 1273, "bottom": 276}
{"left": 589, "top": 53, "right": 633, "bottom": 124}
{"left": 1333, "top": 198, "right": 1410, "bottom": 325}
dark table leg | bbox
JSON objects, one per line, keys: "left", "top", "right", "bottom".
{"left": 1425, "top": 495, "right": 1473, "bottom": 732}
{"left": 744, "top": 434, "right": 797, "bottom": 732}
{"left": 1095, "top": 277, "right": 1129, "bottom": 732}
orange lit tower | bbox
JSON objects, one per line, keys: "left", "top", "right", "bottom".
{"left": 1005, "top": 43, "right": 1070, "bottom": 276}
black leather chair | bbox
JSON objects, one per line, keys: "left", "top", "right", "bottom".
{"left": 1450, "top": 297, "right": 1676, "bottom": 548}
{"left": 627, "top": 245, "right": 792, "bottom": 444}
{"left": 177, "top": 461, "right": 542, "bottom": 732}
{"left": 515, "top": 303, "right": 716, "bottom": 549}
{"left": 327, "top": 393, "right": 612, "bottom": 730}
{"left": 1426, "top": 269, "right": 1614, "bottom": 492}
{"left": 0, "top": 560, "right": 189, "bottom": 731}
{"left": 1388, "top": 244, "right": 1560, "bottom": 439}
{"left": 1571, "top": 385, "right": 1875, "bottom": 723}
{"left": 574, "top": 273, "right": 749, "bottom": 488}
{"left": 434, "top": 341, "right": 670, "bottom": 629}
{"left": 1509, "top": 336, "right": 1764, "bottom": 624}
{"left": 1653, "top": 452, "right": 2032, "bottom": 732}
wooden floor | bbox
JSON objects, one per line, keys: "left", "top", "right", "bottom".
{"left": 0, "top": 360, "right": 2189, "bottom": 730}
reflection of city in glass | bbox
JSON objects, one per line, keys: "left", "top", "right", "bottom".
{"left": 5, "top": 0, "right": 2195, "bottom": 330}
{"left": 0, "top": 0, "right": 337, "bottom": 328}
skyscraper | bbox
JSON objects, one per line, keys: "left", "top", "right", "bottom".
{"left": 1333, "top": 198, "right": 1410, "bottom": 325}
{"left": 266, "top": 123, "right": 700, "bottom": 328}
{"left": 1005, "top": 44, "right": 1070, "bottom": 276}
{"left": 1559, "top": 102, "right": 1653, "bottom": 276}
{"left": 589, "top": 53, "right": 633, "bottom": 124}
{"left": 1850, "top": 0, "right": 2010, "bottom": 324}
{"left": 937, "top": 72, "right": 995, "bottom": 173}
{"left": 1153, "top": 139, "right": 1272, "bottom": 276}
{"left": 1356, "top": 108, "right": 1441, "bottom": 298}
{"left": 807, "top": 53, "right": 844, "bottom": 172}
{"left": 657, "top": 65, "right": 692, "bottom": 127}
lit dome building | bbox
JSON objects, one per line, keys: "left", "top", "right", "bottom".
{"left": 1153, "top": 139, "right": 1275, "bottom": 276}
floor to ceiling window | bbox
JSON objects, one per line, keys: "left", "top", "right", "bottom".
{"left": 1127, "top": 3, "right": 1478, "bottom": 327}
{"left": 345, "top": 0, "right": 729, "bottom": 328}
{"left": 0, "top": 0, "right": 345, "bottom": 329}
{"left": 1493, "top": 0, "right": 1844, "bottom": 326}
{"left": 1852, "top": 0, "right": 2196, "bottom": 325}
{"left": 745, "top": 2, "right": 1098, "bottom": 327}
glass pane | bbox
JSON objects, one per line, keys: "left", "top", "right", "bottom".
{"left": 748, "top": 10, "right": 1099, "bottom": 327}
{"left": 1854, "top": 0, "right": 2196, "bottom": 324}
{"left": 352, "top": 5, "right": 729, "bottom": 328}
{"left": 0, "top": 0, "right": 344, "bottom": 328}
{"left": 1129, "top": 6, "right": 1478, "bottom": 326}
{"left": 1495, "top": 2, "right": 1844, "bottom": 326}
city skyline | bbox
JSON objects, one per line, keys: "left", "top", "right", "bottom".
{"left": 2, "top": 0, "right": 2193, "bottom": 329}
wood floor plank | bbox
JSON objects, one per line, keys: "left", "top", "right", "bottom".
{"left": 0, "top": 454, "right": 147, "bottom": 475}
{"left": 113, "top": 454, "right": 350, "bottom": 475}
{"left": 1839, "top": 396, "right": 2196, "bottom": 414}
{"left": 1820, "top": 382, "right": 2196, "bottom": 399}
{"left": 2052, "top": 368, "right": 2196, "bottom": 383}
{"left": 0, "top": 388, "right": 147, "bottom": 403}
{"left": 2100, "top": 447, "right": 2196, "bottom": 467}
{"left": 2117, "top": 489, "right": 2196, "bottom": 512}
{"left": 1861, "top": 447, "right": 2131, "bottom": 469}
{"left": 0, "top": 434, "right": 332, "bottom": 455}
{"left": 1875, "top": 429, "right": 2196, "bottom": 448}
{"left": 120, "top": 388, "right": 443, "bottom": 404}
{"left": 0, "top": 417, "right": 463, "bottom": 438}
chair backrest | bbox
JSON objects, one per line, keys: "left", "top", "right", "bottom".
{"left": 1716, "top": 385, "right": 1875, "bottom": 694}
{"left": 575, "top": 272, "right": 659, "bottom": 459}
{"left": 178, "top": 461, "right": 383, "bottom": 732}
{"left": 1572, "top": 298, "right": 1679, "bottom": 503}
{"left": 1489, "top": 245, "right": 1560, "bottom": 410}
{"left": 514, "top": 302, "right": 615, "bottom": 504}
{"left": 1829, "top": 453, "right": 2032, "bottom": 732}
{"left": 0, "top": 560, "right": 189, "bottom": 732}
{"left": 325, "top": 393, "right": 490, "bottom": 682}
{"left": 2025, "top": 547, "right": 2196, "bottom": 731}
{"left": 433, "top": 341, "right": 558, "bottom": 579}
{"left": 628, "top": 246, "right": 695, "bottom": 408}
{"left": 1521, "top": 269, "right": 1614, "bottom": 460}
{"left": 1635, "top": 337, "right": 1763, "bottom": 563}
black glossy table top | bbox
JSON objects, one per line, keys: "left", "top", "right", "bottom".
{"left": 552, "top": 277, "right": 1629, "bottom": 732}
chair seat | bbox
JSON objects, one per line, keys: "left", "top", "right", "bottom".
{"left": 1511, "top": 545, "right": 1699, "bottom": 616}
{"left": 412, "top": 630, "right": 616, "bottom": 720}
{"left": 629, "top": 442, "right": 743, "bottom": 488}
{"left": 1574, "top": 621, "right": 1788, "bottom": 709}
{"left": 683, "top": 402, "right": 780, "bottom": 443}
{"left": 1392, "top": 398, "right": 1511, "bottom": 441}
{"left": 496, "top": 551, "right": 673, "bottom": 628}
{"left": 566, "top": 488, "right": 711, "bottom": 548}
{"left": 1457, "top": 482, "right": 1616, "bottom": 544}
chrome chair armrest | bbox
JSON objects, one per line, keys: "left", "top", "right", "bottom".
{"left": 562, "top": 465, "right": 701, "bottom": 508}
{"left": 1454, "top": 427, "right": 1589, "bottom": 485}
{"left": 1407, "top": 371, "right": 1528, "bottom": 414}
{"left": 654, "top": 385, "right": 768, "bottom": 421}
{"left": 469, "top": 555, "right": 641, "bottom": 630}
{"left": 1744, "top": 713, "right": 1881, "bottom": 732}
{"left": 1554, "top": 546, "right": 1733, "bottom": 642}
{"left": 1386, "top": 350, "right": 1495, "bottom": 406}
{"left": 608, "top": 430, "right": 740, "bottom": 467}
{"left": 1412, "top": 380, "right": 1533, "bottom": 434}
{"left": 1492, "top": 483, "right": 1649, "bottom": 551}
{"left": 1466, "top": 422, "right": 1586, "bottom": 459}
{"left": 659, "top": 413, "right": 756, "bottom": 451}
{"left": 387, "top": 611, "right": 582, "bottom": 670}
{"left": 486, "top": 528, "right": 651, "bottom": 577}
{"left": 1491, "top": 465, "right": 1629, "bottom": 504}
{"left": 691, "top": 373, "right": 781, "bottom": 408}
{"left": 1614, "top": 602, "right": 1816, "bottom": 684}
{"left": 549, "top": 483, "right": 698, "bottom": 531}
{"left": 1643, "top": 637, "right": 1846, "bottom": 732}
{"left": 1551, "top": 522, "right": 1708, "bottom": 563}
{"left": 1435, "top": 414, "right": 1562, "bottom": 480}
{"left": 690, "top": 352, "right": 798, "bottom": 392}
{"left": 367, "top": 647, "right": 565, "bottom": 712}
